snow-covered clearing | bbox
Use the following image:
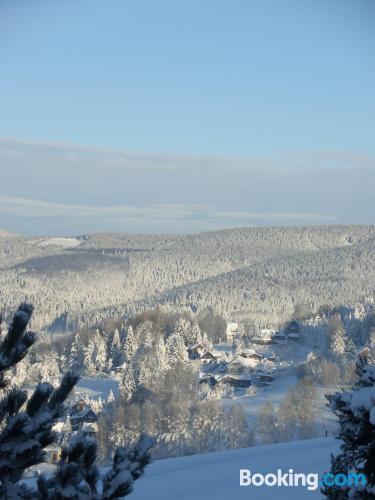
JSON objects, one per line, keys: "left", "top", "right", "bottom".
{"left": 32, "top": 237, "right": 82, "bottom": 249}
{"left": 75, "top": 377, "right": 119, "bottom": 399}
{"left": 222, "top": 375, "right": 297, "bottom": 420}
{"left": 222, "top": 375, "right": 338, "bottom": 436}
{"left": 132, "top": 437, "right": 340, "bottom": 500}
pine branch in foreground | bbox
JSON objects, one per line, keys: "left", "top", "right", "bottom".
{"left": 323, "top": 357, "right": 375, "bottom": 499}
{"left": 0, "top": 304, "right": 153, "bottom": 499}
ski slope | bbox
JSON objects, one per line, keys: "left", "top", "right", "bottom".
{"left": 131, "top": 438, "right": 340, "bottom": 500}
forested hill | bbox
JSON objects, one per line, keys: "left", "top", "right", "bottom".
{"left": 1, "top": 225, "right": 374, "bottom": 330}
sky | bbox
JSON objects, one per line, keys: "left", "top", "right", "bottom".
{"left": 0, "top": 0, "right": 374, "bottom": 235}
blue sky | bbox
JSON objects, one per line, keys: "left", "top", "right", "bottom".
{"left": 0, "top": 0, "right": 374, "bottom": 234}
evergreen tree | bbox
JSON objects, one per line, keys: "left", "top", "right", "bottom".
{"left": 191, "top": 321, "right": 202, "bottom": 344}
{"left": 329, "top": 314, "right": 346, "bottom": 361}
{"left": 173, "top": 318, "right": 194, "bottom": 344}
{"left": 154, "top": 337, "right": 169, "bottom": 375}
{"left": 166, "top": 333, "right": 188, "bottom": 364}
{"left": 123, "top": 326, "right": 137, "bottom": 361}
{"left": 0, "top": 304, "right": 79, "bottom": 496}
{"left": 119, "top": 363, "right": 136, "bottom": 401}
{"left": 107, "top": 389, "right": 115, "bottom": 404}
{"left": 84, "top": 341, "right": 96, "bottom": 375}
{"left": 60, "top": 416, "right": 72, "bottom": 448}
{"left": 110, "top": 328, "right": 123, "bottom": 368}
{"left": 93, "top": 335, "right": 108, "bottom": 373}
{"left": 344, "top": 336, "right": 357, "bottom": 362}
{"left": 0, "top": 305, "right": 152, "bottom": 498}
{"left": 69, "top": 332, "right": 84, "bottom": 372}
{"left": 323, "top": 358, "right": 375, "bottom": 498}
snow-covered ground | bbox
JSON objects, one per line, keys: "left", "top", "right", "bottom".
{"left": 75, "top": 377, "right": 119, "bottom": 399}
{"left": 32, "top": 237, "right": 82, "bottom": 248}
{"left": 132, "top": 437, "right": 340, "bottom": 500}
{"left": 222, "top": 375, "right": 337, "bottom": 435}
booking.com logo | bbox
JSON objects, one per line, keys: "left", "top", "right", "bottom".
{"left": 240, "top": 469, "right": 367, "bottom": 491}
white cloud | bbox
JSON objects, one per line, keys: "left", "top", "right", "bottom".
{"left": 0, "top": 195, "right": 336, "bottom": 223}
{"left": 0, "top": 137, "right": 373, "bottom": 234}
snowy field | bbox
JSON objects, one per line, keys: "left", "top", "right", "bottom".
{"left": 32, "top": 237, "right": 82, "bottom": 248}
{"left": 221, "top": 375, "right": 338, "bottom": 436}
{"left": 132, "top": 437, "right": 340, "bottom": 500}
{"left": 75, "top": 377, "right": 119, "bottom": 399}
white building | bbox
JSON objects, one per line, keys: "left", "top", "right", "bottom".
{"left": 226, "top": 321, "right": 239, "bottom": 342}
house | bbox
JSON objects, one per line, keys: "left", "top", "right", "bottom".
{"left": 45, "top": 444, "right": 62, "bottom": 464}
{"left": 198, "top": 374, "right": 218, "bottom": 388}
{"left": 272, "top": 332, "right": 286, "bottom": 342}
{"left": 252, "top": 371, "right": 275, "bottom": 386}
{"left": 82, "top": 422, "right": 98, "bottom": 438}
{"left": 238, "top": 349, "right": 264, "bottom": 361}
{"left": 189, "top": 343, "right": 222, "bottom": 364}
{"left": 188, "top": 342, "right": 209, "bottom": 359}
{"left": 69, "top": 398, "right": 98, "bottom": 431}
{"left": 200, "top": 350, "right": 221, "bottom": 364}
{"left": 218, "top": 374, "right": 252, "bottom": 388}
{"left": 226, "top": 321, "right": 240, "bottom": 342}
{"left": 285, "top": 320, "right": 300, "bottom": 334}
{"left": 251, "top": 336, "right": 273, "bottom": 346}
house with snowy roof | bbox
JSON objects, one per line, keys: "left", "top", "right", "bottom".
{"left": 217, "top": 374, "right": 252, "bottom": 388}
{"left": 188, "top": 342, "right": 209, "bottom": 359}
{"left": 69, "top": 398, "right": 98, "bottom": 431}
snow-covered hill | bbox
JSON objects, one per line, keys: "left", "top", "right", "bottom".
{"left": 33, "top": 237, "right": 82, "bottom": 249}
{"left": 2, "top": 225, "right": 375, "bottom": 329}
{"left": 132, "top": 438, "right": 340, "bottom": 500}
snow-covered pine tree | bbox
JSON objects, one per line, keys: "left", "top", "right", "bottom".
{"left": 102, "top": 435, "right": 154, "bottom": 499}
{"left": 60, "top": 415, "right": 72, "bottom": 448}
{"left": 0, "top": 304, "right": 79, "bottom": 496}
{"left": 154, "top": 337, "right": 169, "bottom": 376}
{"left": 202, "top": 332, "right": 211, "bottom": 348}
{"left": 323, "top": 357, "right": 375, "bottom": 498}
{"left": 109, "top": 328, "right": 123, "bottom": 369}
{"left": 344, "top": 336, "right": 357, "bottom": 362}
{"left": 107, "top": 389, "right": 115, "bottom": 404}
{"left": 123, "top": 325, "right": 137, "bottom": 361}
{"left": 0, "top": 305, "right": 153, "bottom": 498}
{"left": 166, "top": 333, "right": 188, "bottom": 364}
{"left": 93, "top": 334, "right": 108, "bottom": 373}
{"left": 84, "top": 341, "right": 96, "bottom": 375}
{"left": 191, "top": 321, "right": 202, "bottom": 344}
{"left": 119, "top": 362, "right": 136, "bottom": 401}
{"left": 173, "top": 318, "right": 194, "bottom": 344}
{"left": 69, "top": 332, "right": 85, "bottom": 372}
{"left": 328, "top": 314, "right": 347, "bottom": 362}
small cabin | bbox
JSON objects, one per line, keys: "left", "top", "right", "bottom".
{"left": 200, "top": 350, "right": 220, "bottom": 364}
{"left": 188, "top": 342, "right": 209, "bottom": 360}
{"left": 198, "top": 375, "right": 218, "bottom": 388}
{"left": 69, "top": 398, "right": 98, "bottom": 431}
{"left": 252, "top": 337, "right": 273, "bottom": 346}
{"left": 238, "top": 349, "right": 264, "bottom": 361}
{"left": 252, "top": 371, "right": 275, "bottom": 386}
{"left": 272, "top": 332, "right": 286, "bottom": 342}
{"left": 45, "top": 445, "right": 62, "bottom": 464}
{"left": 218, "top": 375, "right": 252, "bottom": 388}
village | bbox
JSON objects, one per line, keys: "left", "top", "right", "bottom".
{"left": 191, "top": 320, "right": 300, "bottom": 394}
{"left": 35, "top": 318, "right": 301, "bottom": 468}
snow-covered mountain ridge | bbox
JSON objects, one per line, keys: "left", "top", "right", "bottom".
{"left": 1, "top": 225, "right": 375, "bottom": 329}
